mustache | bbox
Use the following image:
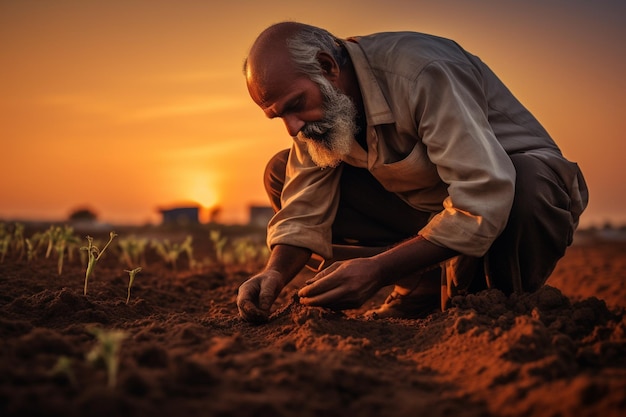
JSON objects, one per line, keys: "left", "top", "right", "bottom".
{"left": 300, "top": 120, "right": 333, "bottom": 143}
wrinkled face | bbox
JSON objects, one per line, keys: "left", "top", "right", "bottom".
{"left": 246, "top": 57, "right": 357, "bottom": 168}
{"left": 296, "top": 76, "right": 357, "bottom": 168}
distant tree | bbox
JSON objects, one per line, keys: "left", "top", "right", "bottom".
{"left": 68, "top": 207, "right": 98, "bottom": 223}
{"left": 208, "top": 206, "right": 222, "bottom": 224}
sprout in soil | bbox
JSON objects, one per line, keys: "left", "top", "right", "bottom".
{"left": 81, "top": 232, "right": 117, "bottom": 295}
{"left": 0, "top": 222, "right": 26, "bottom": 262}
{"left": 209, "top": 230, "right": 228, "bottom": 264}
{"left": 151, "top": 235, "right": 193, "bottom": 272}
{"left": 54, "top": 225, "right": 80, "bottom": 275}
{"left": 0, "top": 233, "right": 9, "bottom": 263}
{"left": 38, "top": 225, "right": 78, "bottom": 273}
{"left": 44, "top": 225, "right": 62, "bottom": 259}
{"left": 28, "top": 230, "right": 49, "bottom": 261}
{"left": 11, "top": 222, "right": 26, "bottom": 261}
{"left": 125, "top": 266, "right": 142, "bottom": 304}
{"left": 49, "top": 356, "right": 77, "bottom": 387}
{"left": 86, "top": 327, "right": 127, "bottom": 389}
{"left": 25, "top": 238, "right": 35, "bottom": 262}
{"left": 180, "top": 235, "right": 196, "bottom": 270}
{"left": 231, "top": 236, "right": 269, "bottom": 267}
{"left": 118, "top": 235, "right": 148, "bottom": 269}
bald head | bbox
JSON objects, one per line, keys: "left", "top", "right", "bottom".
{"left": 244, "top": 22, "right": 347, "bottom": 106}
{"left": 246, "top": 21, "right": 306, "bottom": 71}
{"left": 244, "top": 22, "right": 304, "bottom": 101}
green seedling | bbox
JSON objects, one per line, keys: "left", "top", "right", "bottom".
{"left": 35, "top": 225, "right": 80, "bottom": 274}
{"left": 54, "top": 225, "right": 80, "bottom": 275}
{"left": 49, "top": 356, "right": 77, "bottom": 387}
{"left": 25, "top": 238, "right": 35, "bottom": 262}
{"left": 118, "top": 236, "right": 148, "bottom": 269}
{"left": 28, "top": 230, "right": 48, "bottom": 260}
{"left": 86, "top": 327, "right": 126, "bottom": 389}
{"left": 125, "top": 267, "right": 142, "bottom": 304}
{"left": 231, "top": 237, "right": 270, "bottom": 267}
{"left": 11, "top": 223, "right": 26, "bottom": 261}
{"left": 180, "top": 235, "right": 196, "bottom": 269}
{"left": 209, "top": 230, "right": 228, "bottom": 264}
{"left": 0, "top": 234, "right": 9, "bottom": 263}
{"left": 151, "top": 235, "right": 193, "bottom": 271}
{"left": 81, "top": 232, "right": 117, "bottom": 295}
{"left": 0, "top": 223, "right": 13, "bottom": 262}
{"left": 0, "top": 222, "right": 26, "bottom": 262}
{"left": 44, "top": 226, "right": 62, "bottom": 259}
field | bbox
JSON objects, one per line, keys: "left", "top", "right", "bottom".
{"left": 0, "top": 223, "right": 624, "bottom": 417}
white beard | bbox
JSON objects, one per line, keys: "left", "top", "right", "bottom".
{"left": 299, "top": 134, "right": 352, "bottom": 168}
{"left": 296, "top": 76, "right": 358, "bottom": 168}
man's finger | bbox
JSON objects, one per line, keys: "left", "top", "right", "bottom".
{"left": 238, "top": 299, "right": 269, "bottom": 324}
{"left": 258, "top": 282, "right": 279, "bottom": 311}
{"left": 298, "top": 270, "right": 341, "bottom": 298}
{"left": 237, "top": 280, "right": 268, "bottom": 323}
{"left": 304, "top": 262, "right": 341, "bottom": 285}
{"left": 299, "top": 285, "right": 345, "bottom": 308}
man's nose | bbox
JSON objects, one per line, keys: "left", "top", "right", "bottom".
{"left": 283, "top": 114, "right": 305, "bottom": 137}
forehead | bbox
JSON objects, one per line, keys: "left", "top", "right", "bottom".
{"left": 246, "top": 52, "right": 299, "bottom": 102}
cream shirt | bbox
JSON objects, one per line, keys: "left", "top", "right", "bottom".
{"left": 267, "top": 31, "right": 585, "bottom": 259}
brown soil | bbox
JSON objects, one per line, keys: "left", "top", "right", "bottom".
{"left": 0, "top": 227, "right": 624, "bottom": 417}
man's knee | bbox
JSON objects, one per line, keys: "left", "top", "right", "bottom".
{"left": 508, "top": 154, "right": 572, "bottom": 230}
{"left": 488, "top": 154, "right": 576, "bottom": 294}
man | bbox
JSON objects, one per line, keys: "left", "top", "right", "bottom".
{"left": 237, "top": 21, "right": 588, "bottom": 324}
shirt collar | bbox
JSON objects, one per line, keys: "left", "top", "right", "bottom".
{"left": 342, "top": 38, "right": 395, "bottom": 126}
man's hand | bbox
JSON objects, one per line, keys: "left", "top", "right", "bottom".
{"left": 236, "top": 244, "right": 312, "bottom": 324}
{"left": 297, "top": 257, "right": 385, "bottom": 310}
{"left": 237, "top": 270, "right": 285, "bottom": 324}
{"left": 297, "top": 236, "right": 458, "bottom": 311}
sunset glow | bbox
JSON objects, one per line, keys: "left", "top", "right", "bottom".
{"left": 1, "top": 1, "right": 624, "bottom": 227}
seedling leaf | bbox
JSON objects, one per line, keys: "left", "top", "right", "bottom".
{"left": 125, "top": 267, "right": 142, "bottom": 304}
{"left": 86, "top": 327, "right": 126, "bottom": 389}
{"left": 82, "top": 232, "right": 117, "bottom": 295}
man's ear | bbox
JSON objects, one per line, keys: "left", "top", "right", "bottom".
{"left": 317, "top": 51, "right": 340, "bottom": 81}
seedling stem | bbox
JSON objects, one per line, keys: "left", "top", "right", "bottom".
{"left": 125, "top": 267, "right": 142, "bottom": 304}
{"left": 82, "top": 232, "right": 117, "bottom": 295}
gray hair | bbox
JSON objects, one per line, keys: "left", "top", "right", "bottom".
{"left": 286, "top": 26, "right": 347, "bottom": 80}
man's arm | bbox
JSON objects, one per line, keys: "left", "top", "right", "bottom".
{"left": 298, "top": 235, "right": 457, "bottom": 310}
{"left": 237, "top": 244, "right": 311, "bottom": 323}
{"left": 371, "top": 234, "right": 458, "bottom": 280}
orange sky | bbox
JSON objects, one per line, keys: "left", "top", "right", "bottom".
{"left": 1, "top": 0, "right": 625, "bottom": 227}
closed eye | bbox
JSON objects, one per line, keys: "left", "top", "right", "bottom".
{"left": 280, "top": 95, "right": 304, "bottom": 117}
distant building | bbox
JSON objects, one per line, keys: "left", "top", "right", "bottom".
{"left": 249, "top": 205, "right": 274, "bottom": 228}
{"left": 158, "top": 205, "right": 200, "bottom": 226}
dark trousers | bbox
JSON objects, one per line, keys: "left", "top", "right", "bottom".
{"left": 264, "top": 149, "right": 587, "bottom": 303}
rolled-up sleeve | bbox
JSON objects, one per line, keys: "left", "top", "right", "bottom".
{"left": 413, "top": 61, "right": 516, "bottom": 256}
{"left": 266, "top": 137, "right": 342, "bottom": 259}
